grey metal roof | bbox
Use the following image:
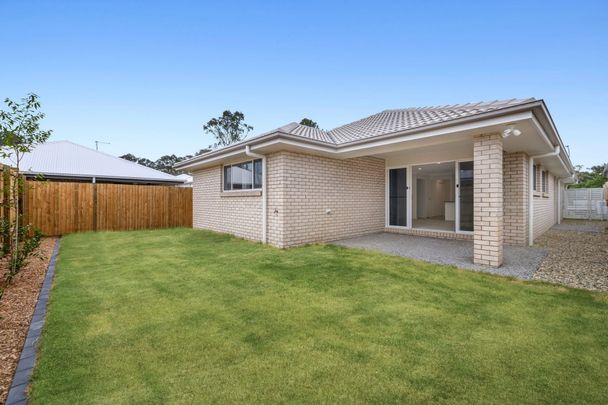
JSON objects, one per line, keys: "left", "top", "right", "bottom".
{"left": 269, "top": 98, "right": 536, "bottom": 145}
{"left": 0, "top": 140, "right": 184, "bottom": 184}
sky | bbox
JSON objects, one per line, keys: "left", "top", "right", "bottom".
{"left": 1, "top": 0, "right": 606, "bottom": 168}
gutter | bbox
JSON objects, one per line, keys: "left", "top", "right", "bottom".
{"left": 245, "top": 145, "right": 267, "bottom": 244}
{"left": 528, "top": 146, "right": 561, "bottom": 246}
{"left": 529, "top": 114, "right": 574, "bottom": 177}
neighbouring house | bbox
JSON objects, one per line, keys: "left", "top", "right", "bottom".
{"left": 1, "top": 140, "right": 187, "bottom": 185}
{"left": 175, "top": 173, "right": 194, "bottom": 187}
{"left": 175, "top": 99, "right": 575, "bottom": 267}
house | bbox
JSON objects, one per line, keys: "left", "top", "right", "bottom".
{"left": 175, "top": 99, "right": 575, "bottom": 267}
{"left": 1, "top": 140, "right": 186, "bottom": 185}
{"left": 175, "top": 174, "right": 194, "bottom": 187}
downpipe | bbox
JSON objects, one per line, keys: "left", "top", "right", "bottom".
{"left": 245, "top": 146, "right": 267, "bottom": 244}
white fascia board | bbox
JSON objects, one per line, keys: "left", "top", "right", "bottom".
{"left": 530, "top": 115, "right": 574, "bottom": 176}
{"left": 175, "top": 132, "right": 335, "bottom": 171}
{"left": 533, "top": 103, "right": 575, "bottom": 173}
{"left": 175, "top": 148, "right": 253, "bottom": 171}
{"left": 250, "top": 138, "right": 337, "bottom": 154}
{"left": 538, "top": 103, "right": 569, "bottom": 158}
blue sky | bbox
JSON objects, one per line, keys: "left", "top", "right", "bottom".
{"left": 2, "top": 0, "right": 606, "bottom": 167}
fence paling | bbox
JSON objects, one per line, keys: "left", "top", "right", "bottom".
{"left": 24, "top": 181, "right": 192, "bottom": 236}
{"left": 0, "top": 164, "right": 28, "bottom": 252}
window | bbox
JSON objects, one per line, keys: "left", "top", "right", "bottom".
{"left": 533, "top": 165, "right": 539, "bottom": 192}
{"left": 223, "top": 159, "right": 262, "bottom": 191}
{"left": 541, "top": 170, "right": 548, "bottom": 194}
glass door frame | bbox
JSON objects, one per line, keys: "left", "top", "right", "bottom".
{"left": 386, "top": 166, "right": 412, "bottom": 228}
{"left": 455, "top": 159, "right": 474, "bottom": 234}
{"left": 385, "top": 159, "right": 473, "bottom": 235}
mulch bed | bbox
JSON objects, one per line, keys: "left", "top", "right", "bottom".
{"left": 533, "top": 221, "right": 608, "bottom": 291}
{"left": 0, "top": 237, "right": 57, "bottom": 405}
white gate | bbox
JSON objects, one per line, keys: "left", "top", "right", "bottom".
{"left": 562, "top": 188, "right": 607, "bottom": 220}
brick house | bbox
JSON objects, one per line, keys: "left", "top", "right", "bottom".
{"left": 176, "top": 99, "right": 574, "bottom": 267}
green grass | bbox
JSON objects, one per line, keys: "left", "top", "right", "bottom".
{"left": 31, "top": 229, "right": 607, "bottom": 404}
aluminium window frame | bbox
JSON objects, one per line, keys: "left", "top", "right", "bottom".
{"left": 541, "top": 169, "right": 549, "bottom": 195}
{"left": 222, "top": 158, "right": 263, "bottom": 192}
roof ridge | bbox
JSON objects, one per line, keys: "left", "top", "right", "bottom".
{"left": 292, "top": 123, "right": 337, "bottom": 144}
{"left": 380, "top": 98, "right": 535, "bottom": 113}
{"left": 324, "top": 127, "right": 337, "bottom": 143}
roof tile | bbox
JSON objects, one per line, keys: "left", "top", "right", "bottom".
{"left": 276, "top": 98, "right": 535, "bottom": 145}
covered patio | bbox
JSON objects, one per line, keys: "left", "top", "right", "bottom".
{"left": 333, "top": 232, "right": 547, "bottom": 279}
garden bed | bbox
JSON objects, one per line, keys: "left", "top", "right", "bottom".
{"left": 0, "top": 237, "right": 57, "bottom": 404}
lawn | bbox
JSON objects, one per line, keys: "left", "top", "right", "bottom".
{"left": 31, "top": 229, "right": 607, "bottom": 403}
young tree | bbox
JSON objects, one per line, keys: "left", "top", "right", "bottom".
{"left": 0, "top": 93, "right": 50, "bottom": 283}
{"left": 299, "top": 118, "right": 319, "bottom": 128}
{"left": 120, "top": 149, "right": 211, "bottom": 175}
{"left": 120, "top": 153, "right": 156, "bottom": 169}
{"left": 571, "top": 163, "right": 608, "bottom": 188}
{"left": 203, "top": 110, "right": 253, "bottom": 148}
{"left": 154, "top": 154, "right": 183, "bottom": 175}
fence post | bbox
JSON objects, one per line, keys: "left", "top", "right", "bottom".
{"left": 19, "top": 175, "right": 27, "bottom": 227}
{"left": 2, "top": 165, "right": 11, "bottom": 254}
{"left": 588, "top": 188, "right": 592, "bottom": 220}
{"left": 92, "top": 183, "right": 98, "bottom": 231}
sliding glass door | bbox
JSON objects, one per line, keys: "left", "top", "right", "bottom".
{"left": 458, "top": 161, "right": 474, "bottom": 231}
{"left": 389, "top": 168, "right": 407, "bottom": 226}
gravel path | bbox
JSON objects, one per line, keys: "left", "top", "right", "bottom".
{"left": 333, "top": 233, "right": 546, "bottom": 280}
{"left": 533, "top": 220, "right": 608, "bottom": 291}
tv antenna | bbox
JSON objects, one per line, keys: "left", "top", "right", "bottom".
{"left": 95, "top": 140, "right": 110, "bottom": 151}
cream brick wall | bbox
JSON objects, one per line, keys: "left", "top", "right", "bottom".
{"left": 191, "top": 144, "right": 551, "bottom": 256}
{"left": 266, "top": 152, "right": 285, "bottom": 247}
{"left": 473, "top": 134, "right": 503, "bottom": 267}
{"left": 503, "top": 152, "right": 529, "bottom": 246}
{"left": 533, "top": 168, "right": 557, "bottom": 240}
{"left": 270, "top": 152, "right": 385, "bottom": 247}
{"left": 192, "top": 152, "right": 385, "bottom": 247}
{"left": 192, "top": 166, "right": 262, "bottom": 241}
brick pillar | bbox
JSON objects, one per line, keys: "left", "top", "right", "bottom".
{"left": 473, "top": 133, "right": 503, "bottom": 267}
{"left": 503, "top": 152, "right": 529, "bottom": 246}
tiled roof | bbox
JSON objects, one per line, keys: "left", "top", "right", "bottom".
{"left": 290, "top": 123, "right": 336, "bottom": 143}
{"left": 274, "top": 98, "right": 535, "bottom": 145}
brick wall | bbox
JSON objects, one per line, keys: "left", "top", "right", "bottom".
{"left": 503, "top": 152, "right": 529, "bottom": 246}
{"left": 385, "top": 226, "right": 473, "bottom": 240}
{"left": 533, "top": 168, "right": 557, "bottom": 240}
{"left": 192, "top": 166, "right": 262, "bottom": 241}
{"left": 270, "top": 152, "right": 385, "bottom": 247}
{"left": 473, "top": 134, "right": 503, "bottom": 267}
{"left": 266, "top": 153, "right": 285, "bottom": 246}
{"left": 192, "top": 152, "right": 385, "bottom": 247}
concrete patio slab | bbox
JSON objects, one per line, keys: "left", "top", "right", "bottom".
{"left": 333, "top": 232, "right": 547, "bottom": 280}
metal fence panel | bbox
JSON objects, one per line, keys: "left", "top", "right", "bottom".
{"left": 563, "top": 188, "right": 607, "bottom": 220}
